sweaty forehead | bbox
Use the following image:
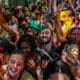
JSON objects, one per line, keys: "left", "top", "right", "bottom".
{"left": 9, "top": 54, "right": 24, "bottom": 62}
{"left": 41, "top": 28, "right": 51, "bottom": 32}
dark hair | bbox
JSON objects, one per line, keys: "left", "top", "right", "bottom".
{"left": 44, "top": 59, "right": 75, "bottom": 80}
{"left": 31, "top": 5, "right": 37, "bottom": 12}
{"left": 46, "top": 19, "right": 55, "bottom": 27}
{"left": 58, "top": 41, "right": 74, "bottom": 55}
{"left": 4, "top": 14, "right": 14, "bottom": 23}
{"left": 66, "top": 27, "right": 80, "bottom": 40}
{"left": 0, "top": 38, "right": 15, "bottom": 54}
{"left": 17, "top": 34, "right": 36, "bottom": 52}
{"left": 18, "top": 24, "right": 28, "bottom": 32}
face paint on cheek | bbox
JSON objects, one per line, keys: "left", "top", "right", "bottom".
{"left": 18, "top": 66, "right": 24, "bottom": 71}
{"left": 7, "top": 61, "right": 13, "bottom": 67}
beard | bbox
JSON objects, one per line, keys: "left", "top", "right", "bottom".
{"left": 40, "top": 37, "right": 51, "bottom": 44}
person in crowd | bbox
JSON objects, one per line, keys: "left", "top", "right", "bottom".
{"left": 30, "top": 5, "right": 39, "bottom": 20}
{"left": 7, "top": 14, "right": 19, "bottom": 30}
{"left": 25, "top": 16, "right": 32, "bottom": 24}
{"left": 17, "top": 34, "right": 36, "bottom": 58}
{"left": 71, "top": 14, "right": 80, "bottom": 28}
{"left": 45, "top": 20, "right": 61, "bottom": 47}
{"left": 44, "top": 59, "right": 75, "bottom": 80}
{"left": 0, "top": 51, "right": 35, "bottom": 80}
{"left": 38, "top": 26, "right": 58, "bottom": 60}
{"left": 27, "top": 20, "right": 42, "bottom": 47}
{"left": 18, "top": 25, "right": 27, "bottom": 36}
{"left": 17, "top": 34, "right": 38, "bottom": 79}
{"left": 67, "top": 27, "right": 80, "bottom": 45}
{"left": 27, "top": 20, "right": 42, "bottom": 37}
{"left": 0, "top": 4, "right": 19, "bottom": 46}
{"left": 24, "top": 5, "right": 31, "bottom": 17}
{"left": 40, "top": 4, "right": 48, "bottom": 16}
{"left": 0, "top": 0, "right": 79, "bottom": 80}
{"left": 59, "top": 41, "right": 80, "bottom": 80}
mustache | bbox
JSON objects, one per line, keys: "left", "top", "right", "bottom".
{"left": 41, "top": 36, "right": 48, "bottom": 38}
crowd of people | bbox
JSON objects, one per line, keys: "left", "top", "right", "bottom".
{"left": 0, "top": 0, "right": 80, "bottom": 80}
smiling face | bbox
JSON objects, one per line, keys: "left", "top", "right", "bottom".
{"left": 67, "top": 46, "right": 79, "bottom": 62}
{"left": 39, "top": 28, "right": 52, "bottom": 44}
{"left": 7, "top": 54, "right": 25, "bottom": 78}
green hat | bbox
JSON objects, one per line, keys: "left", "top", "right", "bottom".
{"left": 28, "top": 20, "right": 42, "bottom": 31}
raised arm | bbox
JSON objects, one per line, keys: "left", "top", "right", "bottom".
{"left": 0, "top": 4, "right": 19, "bottom": 45}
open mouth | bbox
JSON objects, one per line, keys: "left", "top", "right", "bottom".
{"left": 10, "top": 68, "right": 17, "bottom": 73}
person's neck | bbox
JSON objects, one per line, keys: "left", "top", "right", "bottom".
{"left": 42, "top": 41, "right": 52, "bottom": 52}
